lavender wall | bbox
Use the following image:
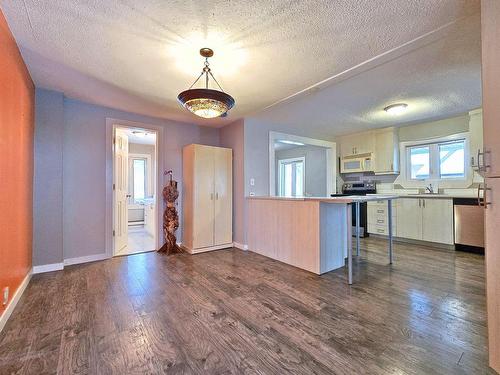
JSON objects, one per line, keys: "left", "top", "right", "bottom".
{"left": 33, "top": 89, "right": 64, "bottom": 266}
{"left": 220, "top": 119, "right": 245, "bottom": 245}
{"left": 34, "top": 88, "right": 220, "bottom": 265}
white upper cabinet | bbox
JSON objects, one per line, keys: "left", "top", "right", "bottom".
{"left": 339, "top": 132, "right": 375, "bottom": 158}
{"left": 374, "top": 127, "right": 399, "bottom": 175}
{"left": 339, "top": 127, "right": 399, "bottom": 175}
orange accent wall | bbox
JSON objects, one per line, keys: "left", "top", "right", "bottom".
{"left": 0, "top": 11, "right": 34, "bottom": 315}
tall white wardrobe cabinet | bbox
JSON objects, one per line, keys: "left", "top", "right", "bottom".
{"left": 182, "top": 144, "right": 233, "bottom": 254}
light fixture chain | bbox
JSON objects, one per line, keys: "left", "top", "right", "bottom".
{"left": 188, "top": 71, "right": 204, "bottom": 89}
{"left": 208, "top": 71, "right": 225, "bottom": 92}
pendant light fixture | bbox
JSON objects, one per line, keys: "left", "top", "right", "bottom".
{"left": 177, "top": 48, "right": 235, "bottom": 119}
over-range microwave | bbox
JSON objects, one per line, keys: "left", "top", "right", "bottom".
{"left": 340, "top": 153, "right": 372, "bottom": 173}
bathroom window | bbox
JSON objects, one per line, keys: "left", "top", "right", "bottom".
{"left": 129, "top": 155, "right": 150, "bottom": 203}
{"left": 132, "top": 158, "right": 147, "bottom": 201}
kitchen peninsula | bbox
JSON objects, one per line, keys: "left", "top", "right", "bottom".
{"left": 247, "top": 195, "right": 399, "bottom": 284}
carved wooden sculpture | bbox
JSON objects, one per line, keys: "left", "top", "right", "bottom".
{"left": 158, "top": 170, "right": 181, "bottom": 255}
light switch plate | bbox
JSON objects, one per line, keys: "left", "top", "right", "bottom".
{"left": 250, "top": 178, "right": 255, "bottom": 186}
{"left": 2, "top": 287, "right": 9, "bottom": 306}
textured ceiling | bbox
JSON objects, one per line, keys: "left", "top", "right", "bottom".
{"left": 124, "top": 128, "right": 156, "bottom": 145}
{"left": 0, "top": 0, "right": 480, "bottom": 128}
{"left": 254, "top": 11, "right": 482, "bottom": 138}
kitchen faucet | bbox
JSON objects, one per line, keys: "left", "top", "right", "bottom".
{"left": 425, "top": 184, "right": 434, "bottom": 194}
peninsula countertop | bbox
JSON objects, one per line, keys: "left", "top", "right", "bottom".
{"left": 246, "top": 195, "right": 399, "bottom": 203}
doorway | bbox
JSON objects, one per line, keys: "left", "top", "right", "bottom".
{"left": 278, "top": 157, "right": 305, "bottom": 196}
{"left": 113, "top": 126, "right": 158, "bottom": 256}
{"left": 269, "top": 131, "right": 337, "bottom": 197}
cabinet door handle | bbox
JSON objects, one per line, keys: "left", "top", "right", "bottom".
{"left": 478, "top": 148, "right": 491, "bottom": 172}
{"left": 478, "top": 183, "right": 491, "bottom": 207}
{"left": 211, "top": 193, "right": 214, "bottom": 200}
{"left": 377, "top": 209, "right": 384, "bottom": 213}
{"left": 216, "top": 192, "right": 219, "bottom": 200}
{"left": 423, "top": 199, "right": 425, "bottom": 208}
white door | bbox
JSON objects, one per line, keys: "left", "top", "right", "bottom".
{"left": 422, "top": 199, "right": 454, "bottom": 244}
{"left": 214, "top": 147, "right": 232, "bottom": 245}
{"left": 396, "top": 198, "right": 422, "bottom": 240}
{"left": 193, "top": 145, "right": 215, "bottom": 249}
{"left": 114, "top": 128, "right": 129, "bottom": 254}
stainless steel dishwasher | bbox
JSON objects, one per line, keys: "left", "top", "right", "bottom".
{"left": 454, "top": 198, "right": 484, "bottom": 253}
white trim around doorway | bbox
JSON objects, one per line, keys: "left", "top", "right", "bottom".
{"left": 105, "top": 118, "right": 164, "bottom": 259}
{"left": 269, "top": 131, "right": 337, "bottom": 196}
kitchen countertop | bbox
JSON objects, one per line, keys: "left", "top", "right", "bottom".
{"left": 247, "top": 195, "right": 399, "bottom": 203}
{"left": 369, "top": 193, "right": 480, "bottom": 199}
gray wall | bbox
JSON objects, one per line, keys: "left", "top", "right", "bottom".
{"left": 219, "top": 119, "right": 246, "bottom": 245}
{"left": 33, "top": 89, "right": 64, "bottom": 266}
{"left": 275, "top": 145, "right": 327, "bottom": 197}
{"left": 34, "top": 88, "right": 219, "bottom": 265}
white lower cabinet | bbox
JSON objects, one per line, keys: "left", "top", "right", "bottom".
{"left": 395, "top": 198, "right": 421, "bottom": 240}
{"left": 367, "top": 200, "right": 397, "bottom": 236}
{"left": 421, "top": 198, "right": 454, "bottom": 244}
{"left": 369, "top": 197, "right": 454, "bottom": 245}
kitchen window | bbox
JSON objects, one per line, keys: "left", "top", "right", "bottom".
{"left": 406, "top": 139, "right": 466, "bottom": 181}
{"left": 278, "top": 157, "right": 305, "bottom": 197}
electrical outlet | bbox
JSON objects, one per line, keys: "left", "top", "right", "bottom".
{"left": 2, "top": 287, "right": 9, "bottom": 306}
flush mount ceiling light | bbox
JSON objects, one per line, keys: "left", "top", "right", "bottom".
{"left": 277, "top": 140, "right": 305, "bottom": 146}
{"left": 132, "top": 130, "right": 148, "bottom": 137}
{"left": 384, "top": 103, "right": 408, "bottom": 115}
{"left": 177, "top": 48, "right": 235, "bottom": 119}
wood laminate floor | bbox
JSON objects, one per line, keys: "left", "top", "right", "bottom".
{"left": 0, "top": 237, "right": 493, "bottom": 374}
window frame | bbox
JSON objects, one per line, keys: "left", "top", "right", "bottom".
{"left": 400, "top": 132, "right": 470, "bottom": 186}
{"left": 407, "top": 144, "right": 431, "bottom": 180}
{"left": 278, "top": 157, "right": 306, "bottom": 197}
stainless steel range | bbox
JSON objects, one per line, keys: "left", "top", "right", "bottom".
{"left": 331, "top": 182, "right": 376, "bottom": 237}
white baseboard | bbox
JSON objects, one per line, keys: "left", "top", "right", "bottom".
{"left": 0, "top": 269, "right": 32, "bottom": 333}
{"left": 64, "top": 252, "right": 109, "bottom": 266}
{"left": 33, "top": 262, "right": 64, "bottom": 274}
{"left": 233, "top": 242, "right": 248, "bottom": 250}
{"left": 181, "top": 243, "right": 233, "bottom": 254}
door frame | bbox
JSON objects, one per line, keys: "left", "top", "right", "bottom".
{"left": 105, "top": 118, "right": 164, "bottom": 258}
